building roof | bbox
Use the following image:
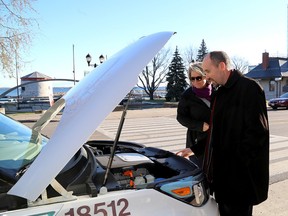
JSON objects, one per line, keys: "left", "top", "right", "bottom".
{"left": 21, "top": 71, "right": 52, "bottom": 80}
{"left": 246, "top": 57, "right": 288, "bottom": 79}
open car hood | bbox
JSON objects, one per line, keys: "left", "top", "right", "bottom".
{"left": 8, "top": 31, "right": 175, "bottom": 201}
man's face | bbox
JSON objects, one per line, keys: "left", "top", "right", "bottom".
{"left": 202, "top": 55, "right": 223, "bottom": 86}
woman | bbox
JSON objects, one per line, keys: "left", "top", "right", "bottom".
{"left": 176, "top": 62, "right": 212, "bottom": 165}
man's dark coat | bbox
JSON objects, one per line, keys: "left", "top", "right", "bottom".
{"left": 211, "top": 70, "right": 269, "bottom": 205}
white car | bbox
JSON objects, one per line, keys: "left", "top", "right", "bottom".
{"left": 0, "top": 32, "right": 219, "bottom": 216}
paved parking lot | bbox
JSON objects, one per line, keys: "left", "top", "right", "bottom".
{"left": 8, "top": 107, "right": 288, "bottom": 216}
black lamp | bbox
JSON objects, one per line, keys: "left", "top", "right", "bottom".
{"left": 99, "top": 54, "right": 105, "bottom": 63}
{"left": 86, "top": 53, "right": 92, "bottom": 66}
{"left": 86, "top": 53, "right": 105, "bottom": 68}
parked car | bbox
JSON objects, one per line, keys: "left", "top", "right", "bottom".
{"left": 0, "top": 98, "right": 17, "bottom": 104}
{"left": 268, "top": 92, "right": 288, "bottom": 109}
{"left": 0, "top": 31, "right": 219, "bottom": 215}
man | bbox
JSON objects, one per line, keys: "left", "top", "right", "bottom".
{"left": 202, "top": 51, "right": 269, "bottom": 216}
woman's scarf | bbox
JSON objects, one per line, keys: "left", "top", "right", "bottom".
{"left": 192, "top": 84, "right": 212, "bottom": 101}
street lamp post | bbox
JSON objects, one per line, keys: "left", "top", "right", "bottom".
{"left": 86, "top": 53, "right": 105, "bottom": 68}
{"left": 73, "top": 44, "right": 76, "bottom": 85}
{"left": 15, "top": 51, "right": 20, "bottom": 110}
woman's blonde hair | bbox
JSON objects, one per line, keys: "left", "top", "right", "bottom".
{"left": 188, "top": 62, "right": 205, "bottom": 80}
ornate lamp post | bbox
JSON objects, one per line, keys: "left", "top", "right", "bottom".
{"left": 86, "top": 53, "right": 105, "bottom": 68}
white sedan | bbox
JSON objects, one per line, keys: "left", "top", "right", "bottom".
{"left": 0, "top": 31, "right": 219, "bottom": 216}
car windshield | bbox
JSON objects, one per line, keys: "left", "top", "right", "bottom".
{"left": 280, "top": 93, "right": 288, "bottom": 98}
{"left": 0, "top": 114, "right": 49, "bottom": 170}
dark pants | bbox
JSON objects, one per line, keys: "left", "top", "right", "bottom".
{"left": 218, "top": 203, "right": 253, "bottom": 216}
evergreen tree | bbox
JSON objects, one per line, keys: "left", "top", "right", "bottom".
{"left": 196, "top": 39, "right": 208, "bottom": 62}
{"left": 165, "top": 47, "right": 188, "bottom": 102}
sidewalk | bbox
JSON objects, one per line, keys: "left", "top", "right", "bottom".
{"left": 253, "top": 179, "right": 288, "bottom": 216}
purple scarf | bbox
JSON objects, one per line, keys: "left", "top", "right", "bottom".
{"left": 192, "top": 84, "right": 212, "bottom": 101}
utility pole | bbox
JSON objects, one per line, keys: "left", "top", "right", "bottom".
{"left": 15, "top": 50, "right": 20, "bottom": 110}
{"left": 73, "top": 44, "right": 76, "bottom": 85}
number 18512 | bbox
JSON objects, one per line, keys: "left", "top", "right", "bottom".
{"left": 64, "top": 198, "right": 131, "bottom": 216}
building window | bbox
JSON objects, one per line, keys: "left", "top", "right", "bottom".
{"left": 269, "top": 80, "right": 275, "bottom": 91}
{"left": 283, "top": 79, "right": 288, "bottom": 92}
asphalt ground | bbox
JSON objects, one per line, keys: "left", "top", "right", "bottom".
{"left": 7, "top": 107, "right": 288, "bottom": 216}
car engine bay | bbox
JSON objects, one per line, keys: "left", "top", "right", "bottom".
{"left": 0, "top": 140, "right": 202, "bottom": 212}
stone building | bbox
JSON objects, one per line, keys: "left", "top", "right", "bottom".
{"left": 20, "top": 72, "right": 53, "bottom": 100}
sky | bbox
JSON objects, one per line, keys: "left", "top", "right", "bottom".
{"left": 1, "top": 0, "right": 287, "bottom": 87}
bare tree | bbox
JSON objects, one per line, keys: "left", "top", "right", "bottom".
{"left": 183, "top": 45, "right": 197, "bottom": 67}
{"left": 137, "top": 48, "right": 171, "bottom": 100}
{"left": 0, "top": 0, "right": 37, "bottom": 78}
{"left": 231, "top": 56, "right": 249, "bottom": 74}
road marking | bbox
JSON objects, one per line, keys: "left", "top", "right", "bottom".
{"left": 98, "top": 115, "right": 288, "bottom": 184}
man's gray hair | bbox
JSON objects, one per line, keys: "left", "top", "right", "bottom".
{"left": 209, "top": 51, "right": 232, "bottom": 70}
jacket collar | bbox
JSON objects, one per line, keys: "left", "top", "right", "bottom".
{"left": 223, "top": 69, "right": 242, "bottom": 89}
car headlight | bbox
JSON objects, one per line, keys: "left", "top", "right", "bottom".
{"left": 157, "top": 174, "right": 208, "bottom": 207}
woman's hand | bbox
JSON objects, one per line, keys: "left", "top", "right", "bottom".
{"left": 203, "top": 122, "right": 209, "bottom": 131}
{"left": 176, "top": 148, "right": 194, "bottom": 159}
